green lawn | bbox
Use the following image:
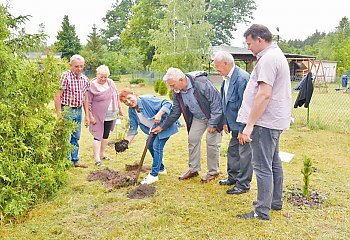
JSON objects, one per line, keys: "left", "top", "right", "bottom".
{"left": 1, "top": 82, "right": 349, "bottom": 239}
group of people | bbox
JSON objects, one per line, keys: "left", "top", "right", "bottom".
{"left": 54, "top": 24, "right": 292, "bottom": 220}
{"left": 54, "top": 58, "right": 123, "bottom": 168}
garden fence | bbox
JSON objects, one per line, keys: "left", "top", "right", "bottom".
{"left": 131, "top": 71, "right": 350, "bottom": 133}
{"left": 292, "top": 82, "right": 350, "bottom": 133}
{"left": 133, "top": 71, "right": 165, "bottom": 85}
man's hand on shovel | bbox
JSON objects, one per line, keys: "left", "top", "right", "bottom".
{"left": 151, "top": 126, "right": 163, "bottom": 134}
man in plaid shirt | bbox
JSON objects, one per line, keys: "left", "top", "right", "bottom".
{"left": 54, "top": 54, "right": 90, "bottom": 168}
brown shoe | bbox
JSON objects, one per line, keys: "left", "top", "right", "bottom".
{"left": 74, "top": 162, "right": 88, "bottom": 168}
{"left": 201, "top": 173, "right": 219, "bottom": 183}
{"left": 178, "top": 170, "right": 199, "bottom": 180}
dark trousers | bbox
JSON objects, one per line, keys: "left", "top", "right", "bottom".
{"left": 250, "top": 126, "right": 283, "bottom": 219}
{"left": 227, "top": 130, "right": 253, "bottom": 190}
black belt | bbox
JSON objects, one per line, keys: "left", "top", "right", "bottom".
{"left": 62, "top": 104, "right": 82, "bottom": 109}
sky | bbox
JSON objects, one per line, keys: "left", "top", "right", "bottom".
{"left": 2, "top": 0, "right": 349, "bottom": 47}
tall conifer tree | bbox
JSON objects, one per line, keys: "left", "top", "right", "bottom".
{"left": 54, "top": 15, "right": 82, "bottom": 59}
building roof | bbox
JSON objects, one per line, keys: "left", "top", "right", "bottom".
{"left": 25, "top": 52, "right": 62, "bottom": 59}
{"left": 211, "top": 45, "right": 316, "bottom": 62}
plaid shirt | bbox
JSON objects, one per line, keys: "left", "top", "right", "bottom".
{"left": 59, "top": 70, "right": 90, "bottom": 107}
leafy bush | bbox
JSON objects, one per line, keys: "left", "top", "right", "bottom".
{"left": 168, "top": 89, "right": 173, "bottom": 100}
{"left": 154, "top": 80, "right": 162, "bottom": 93}
{"left": 109, "top": 75, "right": 121, "bottom": 82}
{"left": 158, "top": 81, "right": 168, "bottom": 96}
{"left": 129, "top": 78, "right": 145, "bottom": 85}
{"left": 0, "top": 6, "right": 75, "bottom": 221}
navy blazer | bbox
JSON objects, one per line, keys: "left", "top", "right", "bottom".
{"left": 220, "top": 66, "right": 250, "bottom": 133}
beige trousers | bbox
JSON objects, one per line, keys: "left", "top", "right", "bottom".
{"left": 188, "top": 118, "right": 222, "bottom": 175}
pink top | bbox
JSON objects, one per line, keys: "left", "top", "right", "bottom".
{"left": 237, "top": 43, "right": 292, "bottom": 130}
{"left": 88, "top": 78, "right": 120, "bottom": 140}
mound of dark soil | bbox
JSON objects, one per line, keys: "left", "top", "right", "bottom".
{"left": 125, "top": 163, "right": 151, "bottom": 172}
{"left": 87, "top": 169, "right": 157, "bottom": 198}
{"left": 87, "top": 168, "right": 135, "bottom": 189}
{"left": 106, "top": 175, "right": 135, "bottom": 189}
{"left": 286, "top": 187, "right": 327, "bottom": 207}
{"left": 127, "top": 185, "right": 156, "bottom": 199}
{"left": 88, "top": 168, "right": 120, "bottom": 182}
{"left": 114, "top": 139, "right": 129, "bottom": 153}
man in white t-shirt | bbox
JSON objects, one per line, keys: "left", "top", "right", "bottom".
{"left": 236, "top": 24, "right": 292, "bottom": 220}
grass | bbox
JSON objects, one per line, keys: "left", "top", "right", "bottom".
{"left": 1, "top": 81, "right": 350, "bottom": 239}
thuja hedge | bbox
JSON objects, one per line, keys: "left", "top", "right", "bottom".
{"left": 0, "top": 6, "right": 75, "bottom": 221}
{"left": 154, "top": 79, "right": 163, "bottom": 93}
{"left": 158, "top": 81, "right": 168, "bottom": 96}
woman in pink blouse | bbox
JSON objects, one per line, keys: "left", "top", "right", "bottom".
{"left": 88, "top": 65, "right": 123, "bottom": 167}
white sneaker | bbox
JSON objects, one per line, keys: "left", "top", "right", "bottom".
{"left": 141, "top": 173, "right": 159, "bottom": 184}
{"left": 158, "top": 168, "right": 167, "bottom": 175}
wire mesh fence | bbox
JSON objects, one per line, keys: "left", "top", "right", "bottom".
{"left": 133, "top": 71, "right": 165, "bottom": 85}
{"left": 292, "top": 82, "right": 350, "bottom": 133}
{"left": 128, "top": 72, "right": 350, "bottom": 133}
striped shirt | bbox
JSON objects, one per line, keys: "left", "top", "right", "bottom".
{"left": 59, "top": 70, "right": 90, "bottom": 107}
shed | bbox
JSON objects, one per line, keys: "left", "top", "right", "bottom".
{"left": 210, "top": 45, "right": 333, "bottom": 82}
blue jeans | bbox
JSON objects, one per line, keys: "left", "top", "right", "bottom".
{"left": 250, "top": 126, "right": 283, "bottom": 220}
{"left": 147, "top": 134, "right": 169, "bottom": 176}
{"left": 62, "top": 106, "right": 82, "bottom": 164}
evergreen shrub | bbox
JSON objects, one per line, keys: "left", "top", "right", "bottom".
{"left": 154, "top": 80, "right": 162, "bottom": 93}
{"left": 129, "top": 78, "right": 145, "bottom": 85}
{"left": 158, "top": 81, "right": 168, "bottom": 96}
{"left": 0, "top": 6, "right": 75, "bottom": 221}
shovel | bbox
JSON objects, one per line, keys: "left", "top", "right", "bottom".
{"left": 134, "top": 132, "right": 154, "bottom": 184}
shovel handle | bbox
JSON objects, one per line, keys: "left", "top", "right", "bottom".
{"left": 135, "top": 132, "right": 154, "bottom": 183}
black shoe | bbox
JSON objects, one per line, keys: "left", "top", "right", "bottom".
{"left": 236, "top": 211, "right": 269, "bottom": 220}
{"left": 252, "top": 201, "right": 282, "bottom": 211}
{"left": 226, "top": 186, "right": 249, "bottom": 195}
{"left": 218, "top": 179, "right": 235, "bottom": 186}
{"left": 271, "top": 205, "right": 282, "bottom": 210}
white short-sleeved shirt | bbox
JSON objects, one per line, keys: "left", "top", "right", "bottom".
{"left": 237, "top": 43, "right": 292, "bottom": 130}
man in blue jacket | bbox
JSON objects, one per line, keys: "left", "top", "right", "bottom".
{"left": 212, "top": 51, "right": 253, "bottom": 194}
{"left": 152, "top": 67, "right": 223, "bottom": 183}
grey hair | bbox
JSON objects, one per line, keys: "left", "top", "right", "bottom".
{"left": 212, "top": 51, "right": 234, "bottom": 64}
{"left": 70, "top": 54, "right": 85, "bottom": 64}
{"left": 163, "top": 67, "right": 186, "bottom": 82}
{"left": 96, "top": 65, "right": 110, "bottom": 77}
